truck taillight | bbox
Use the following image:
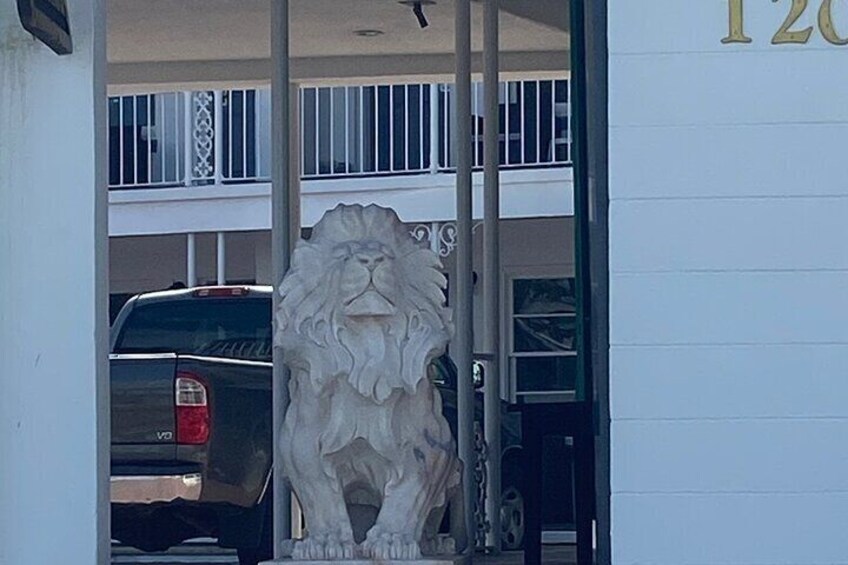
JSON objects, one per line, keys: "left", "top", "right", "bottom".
{"left": 193, "top": 287, "right": 250, "bottom": 298}
{"left": 175, "top": 372, "right": 210, "bottom": 445}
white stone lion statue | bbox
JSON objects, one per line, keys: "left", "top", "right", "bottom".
{"left": 275, "top": 203, "right": 461, "bottom": 561}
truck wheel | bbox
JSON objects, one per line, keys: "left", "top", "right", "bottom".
{"left": 237, "top": 545, "right": 272, "bottom": 565}
{"left": 237, "top": 490, "right": 273, "bottom": 565}
{"left": 501, "top": 451, "right": 525, "bottom": 551}
{"left": 500, "top": 484, "right": 525, "bottom": 550}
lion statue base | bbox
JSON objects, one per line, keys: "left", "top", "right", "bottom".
{"left": 274, "top": 204, "right": 463, "bottom": 561}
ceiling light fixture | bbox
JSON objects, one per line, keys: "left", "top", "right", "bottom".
{"left": 353, "top": 29, "right": 385, "bottom": 37}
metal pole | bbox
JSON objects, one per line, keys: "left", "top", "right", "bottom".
{"left": 216, "top": 232, "right": 226, "bottom": 285}
{"left": 455, "top": 0, "right": 476, "bottom": 554}
{"left": 271, "top": 0, "right": 293, "bottom": 556}
{"left": 289, "top": 82, "right": 302, "bottom": 249}
{"left": 570, "top": 3, "right": 595, "bottom": 563}
{"left": 482, "top": 0, "right": 502, "bottom": 552}
{"left": 186, "top": 233, "right": 197, "bottom": 287}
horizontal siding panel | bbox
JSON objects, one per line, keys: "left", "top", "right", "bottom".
{"left": 610, "top": 0, "right": 843, "bottom": 54}
{"left": 610, "top": 344, "right": 848, "bottom": 420}
{"left": 610, "top": 51, "right": 848, "bottom": 127}
{"left": 612, "top": 492, "right": 848, "bottom": 565}
{"left": 609, "top": 123, "right": 848, "bottom": 200}
{"left": 610, "top": 271, "right": 848, "bottom": 345}
{"left": 609, "top": 197, "right": 848, "bottom": 272}
{"left": 612, "top": 419, "right": 848, "bottom": 493}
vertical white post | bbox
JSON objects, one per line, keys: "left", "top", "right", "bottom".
{"left": 430, "top": 83, "right": 440, "bottom": 173}
{"left": 187, "top": 233, "right": 197, "bottom": 287}
{"left": 214, "top": 90, "right": 224, "bottom": 184}
{"left": 0, "top": 1, "right": 108, "bottom": 564}
{"left": 430, "top": 222, "right": 440, "bottom": 254}
{"left": 216, "top": 232, "right": 226, "bottom": 285}
{"left": 483, "top": 0, "right": 502, "bottom": 551}
{"left": 271, "top": 0, "right": 294, "bottom": 554}
{"left": 455, "top": 0, "right": 476, "bottom": 554}
{"left": 183, "top": 91, "right": 193, "bottom": 186}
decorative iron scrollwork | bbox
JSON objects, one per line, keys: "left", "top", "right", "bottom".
{"left": 191, "top": 91, "right": 215, "bottom": 180}
{"left": 410, "top": 221, "right": 458, "bottom": 258}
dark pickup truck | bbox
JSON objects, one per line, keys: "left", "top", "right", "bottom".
{"left": 110, "top": 287, "right": 276, "bottom": 564}
{"left": 110, "top": 286, "right": 525, "bottom": 565}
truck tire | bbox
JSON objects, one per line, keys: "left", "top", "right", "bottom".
{"left": 237, "top": 545, "right": 272, "bottom": 565}
{"left": 500, "top": 483, "right": 525, "bottom": 550}
{"left": 236, "top": 492, "right": 273, "bottom": 565}
{"left": 501, "top": 450, "right": 525, "bottom": 551}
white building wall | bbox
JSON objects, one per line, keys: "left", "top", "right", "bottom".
{"left": 111, "top": 235, "right": 187, "bottom": 292}
{"left": 608, "top": 2, "right": 848, "bottom": 564}
{"left": 0, "top": 1, "right": 108, "bottom": 564}
{"left": 111, "top": 232, "right": 263, "bottom": 293}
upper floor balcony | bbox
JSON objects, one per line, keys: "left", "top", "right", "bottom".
{"left": 107, "top": 77, "right": 573, "bottom": 236}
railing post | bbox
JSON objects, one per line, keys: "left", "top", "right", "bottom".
{"left": 214, "top": 90, "right": 224, "bottom": 184}
{"left": 183, "top": 91, "right": 193, "bottom": 187}
{"left": 430, "top": 221, "right": 440, "bottom": 254}
{"left": 430, "top": 83, "right": 440, "bottom": 174}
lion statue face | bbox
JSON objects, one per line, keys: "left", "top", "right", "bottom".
{"left": 275, "top": 204, "right": 454, "bottom": 403}
{"left": 336, "top": 238, "right": 399, "bottom": 318}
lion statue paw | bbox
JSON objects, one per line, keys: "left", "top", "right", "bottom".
{"left": 361, "top": 528, "right": 422, "bottom": 561}
{"left": 292, "top": 532, "right": 356, "bottom": 561}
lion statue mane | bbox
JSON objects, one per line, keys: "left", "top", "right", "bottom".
{"left": 276, "top": 204, "right": 462, "bottom": 561}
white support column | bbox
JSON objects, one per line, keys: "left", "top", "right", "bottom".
{"left": 271, "top": 0, "right": 294, "bottom": 554}
{"left": 482, "top": 0, "right": 503, "bottom": 552}
{"left": 187, "top": 233, "right": 197, "bottom": 286}
{"left": 214, "top": 90, "right": 224, "bottom": 184}
{"left": 430, "top": 83, "right": 440, "bottom": 174}
{"left": 454, "top": 0, "right": 476, "bottom": 554}
{"left": 430, "top": 222, "right": 440, "bottom": 254}
{"left": 0, "top": 1, "right": 108, "bottom": 564}
{"left": 217, "top": 232, "right": 226, "bottom": 285}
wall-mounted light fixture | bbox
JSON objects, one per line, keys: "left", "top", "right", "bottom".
{"left": 398, "top": 0, "right": 436, "bottom": 29}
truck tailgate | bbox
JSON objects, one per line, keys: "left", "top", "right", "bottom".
{"left": 111, "top": 353, "right": 177, "bottom": 450}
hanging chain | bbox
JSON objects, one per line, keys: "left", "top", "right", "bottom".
{"left": 473, "top": 420, "right": 491, "bottom": 549}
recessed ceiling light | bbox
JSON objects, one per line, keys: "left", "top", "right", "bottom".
{"left": 354, "top": 29, "right": 385, "bottom": 37}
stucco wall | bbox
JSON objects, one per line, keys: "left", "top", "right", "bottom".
{"left": 607, "top": 2, "right": 848, "bottom": 564}
{"left": 110, "top": 232, "right": 261, "bottom": 293}
{"left": 0, "top": 1, "right": 108, "bottom": 564}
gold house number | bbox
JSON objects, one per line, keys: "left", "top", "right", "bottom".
{"left": 723, "top": 0, "right": 848, "bottom": 45}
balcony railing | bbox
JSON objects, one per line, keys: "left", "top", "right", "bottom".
{"left": 108, "top": 78, "right": 571, "bottom": 190}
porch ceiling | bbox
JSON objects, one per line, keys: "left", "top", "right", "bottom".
{"left": 107, "top": 0, "right": 570, "bottom": 88}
